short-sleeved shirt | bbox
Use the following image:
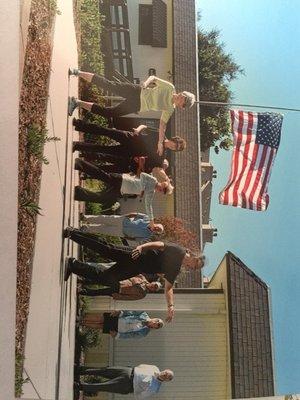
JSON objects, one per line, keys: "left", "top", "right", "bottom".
{"left": 122, "top": 213, "right": 152, "bottom": 240}
{"left": 140, "top": 77, "right": 176, "bottom": 124}
{"left": 137, "top": 243, "right": 186, "bottom": 285}
{"left": 120, "top": 173, "right": 157, "bottom": 220}
{"left": 130, "top": 128, "right": 165, "bottom": 171}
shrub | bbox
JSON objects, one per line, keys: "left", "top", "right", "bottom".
{"left": 15, "top": 351, "right": 29, "bottom": 397}
{"left": 27, "top": 124, "right": 60, "bottom": 165}
{"left": 78, "top": 327, "right": 101, "bottom": 350}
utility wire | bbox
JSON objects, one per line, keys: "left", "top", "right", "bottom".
{"left": 23, "top": 368, "right": 43, "bottom": 400}
{"left": 196, "top": 100, "right": 300, "bottom": 113}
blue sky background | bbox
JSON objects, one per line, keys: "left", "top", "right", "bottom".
{"left": 196, "top": 0, "right": 300, "bottom": 395}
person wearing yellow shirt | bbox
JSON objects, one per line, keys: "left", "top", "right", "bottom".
{"left": 68, "top": 69, "right": 195, "bottom": 155}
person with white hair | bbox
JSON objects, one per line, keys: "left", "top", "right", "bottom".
{"left": 75, "top": 363, "right": 174, "bottom": 397}
{"left": 68, "top": 69, "right": 195, "bottom": 155}
{"left": 81, "top": 310, "right": 164, "bottom": 339}
{"left": 64, "top": 233, "right": 205, "bottom": 322}
{"left": 81, "top": 212, "right": 164, "bottom": 241}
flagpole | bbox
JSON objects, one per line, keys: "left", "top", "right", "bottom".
{"left": 196, "top": 100, "right": 300, "bottom": 113}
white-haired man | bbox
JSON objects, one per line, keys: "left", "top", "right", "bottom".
{"left": 75, "top": 363, "right": 174, "bottom": 397}
{"left": 68, "top": 70, "right": 195, "bottom": 155}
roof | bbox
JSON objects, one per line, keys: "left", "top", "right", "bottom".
{"left": 172, "top": 0, "right": 202, "bottom": 250}
{"left": 226, "top": 252, "right": 275, "bottom": 398}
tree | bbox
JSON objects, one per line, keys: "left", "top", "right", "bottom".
{"left": 198, "top": 16, "right": 244, "bottom": 153}
{"left": 155, "top": 216, "right": 200, "bottom": 254}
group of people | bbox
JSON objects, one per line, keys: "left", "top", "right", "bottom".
{"left": 64, "top": 69, "right": 205, "bottom": 398}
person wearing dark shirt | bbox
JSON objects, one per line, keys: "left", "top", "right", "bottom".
{"left": 71, "top": 119, "right": 186, "bottom": 165}
{"left": 63, "top": 228, "right": 205, "bottom": 322}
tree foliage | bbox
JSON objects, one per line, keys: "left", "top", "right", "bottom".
{"left": 155, "top": 216, "right": 200, "bottom": 253}
{"left": 198, "top": 15, "right": 244, "bottom": 153}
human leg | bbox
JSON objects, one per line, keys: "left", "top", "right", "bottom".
{"left": 73, "top": 141, "right": 125, "bottom": 157}
{"left": 65, "top": 229, "right": 133, "bottom": 264}
{"left": 73, "top": 119, "right": 135, "bottom": 146}
{"left": 79, "top": 369, "right": 133, "bottom": 394}
{"left": 90, "top": 98, "right": 139, "bottom": 118}
{"left": 91, "top": 74, "right": 140, "bottom": 99}
{"left": 74, "top": 159, "right": 123, "bottom": 190}
{"left": 74, "top": 186, "right": 119, "bottom": 206}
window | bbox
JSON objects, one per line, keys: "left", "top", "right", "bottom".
{"left": 138, "top": 0, "right": 167, "bottom": 48}
{"left": 138, "top": 5, "right": 153, "bottom": 45}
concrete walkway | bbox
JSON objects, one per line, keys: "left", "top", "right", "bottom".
{"left": 22, "top": 1, "right": 79, "bottom": 399}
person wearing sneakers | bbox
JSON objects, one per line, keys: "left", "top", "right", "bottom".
{"left": 75, "top": 364, "right": 174, "bottom": 397}
{"left": 68, "top": 69, "right": 195, "bottom": 155}
{"left": 81, "top": 310, "right": 164, "bottom": 339}
{"left": 63, "top": 232, "right": 205, "bottom": 322}
{"left": 81, "top": 212, "right": 164, "bottom": 241}
{"left": 74, "top": 158, "right": 174, "bottom": 227}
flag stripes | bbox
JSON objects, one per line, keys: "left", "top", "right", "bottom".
{"left": 219, "top": 110, "right": 281, "bottom": 211}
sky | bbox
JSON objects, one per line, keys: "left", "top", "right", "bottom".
{"left": 196, "top": 0, "right": 300, "bottom": 395}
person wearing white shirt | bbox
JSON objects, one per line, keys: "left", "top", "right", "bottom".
{"left": 74, "top": 158, "right": 173, "bottom": 226}
{"left": 75, "top": 363, "right": 174, "bottom": 397}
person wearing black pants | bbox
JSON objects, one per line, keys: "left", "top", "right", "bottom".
{"left": 64, "top": 229, "right": 203, "bottom": 322}
{"left": 68, "top": 70, "right": 195, "bottom": 156}
{"left": 70, "top": 73, "right": 141, "bottom": 118}
{"left": 77, "top": 366, "right": 134, "bottom": 395}
{"left": 72, "top": 118, "right": 186, "bottom": 159}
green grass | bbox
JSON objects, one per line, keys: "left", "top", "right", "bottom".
{"left": 15, "top": 351, "right": 29, "bottom": 397}
{"left": 27, "top": 124, "right": 60, "bottom": 165}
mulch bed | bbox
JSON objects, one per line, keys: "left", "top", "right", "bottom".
{"left": 16, "top": 0, "right": 56, "bottom": 359}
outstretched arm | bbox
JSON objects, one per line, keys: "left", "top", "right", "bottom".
{"left": 131, "top": 241, "right": 165, "bottom": 259}
{"left": 157, "top": 120, "right": 167, "bottom": 156}
{"left": 133, "top": 125, "right": 147, "bottom": 134}
{"left": 142, "top": 75, "right": 156, "bottom": 88}
{"left": 151, "top": 167, "right": 170, "bottom": 183}
{"left": 164, "top": 280, "right": 175, "bottom": 323}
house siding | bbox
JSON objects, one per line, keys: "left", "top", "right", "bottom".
{"left": 86, "top": 291, "right": 229, "bottom": 400}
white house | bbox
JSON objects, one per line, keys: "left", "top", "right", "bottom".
{"left": 83, "top": 252, "right": 275, "bottom": 399}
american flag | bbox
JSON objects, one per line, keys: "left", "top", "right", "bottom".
{"left": 219, "top": 110, "right": 283, "bottom": 211}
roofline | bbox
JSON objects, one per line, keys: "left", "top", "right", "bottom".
{"left": 226, "top": 252, "right": 236, "bottom": 397}
{"left": 268, "top": 286, "right": 277, "bottom": 392}
{"left": 226, "top": 251, "right": 275, "bottom": 397}
{"left": 227, "top": 251, "right": 269, "bottom": 289}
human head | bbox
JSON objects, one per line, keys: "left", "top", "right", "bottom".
{"left": 150, "top": 223, "right": 164, "bottom": 234}
{"left": 183, "top": 250, "right": 206, "bottom": 270}
{"left": 162, "top": 159, "right": 169, "bottom": 170}
{"left": 158, "top": 369, "right": 174, "bottom": 382}
{"left": 182, "top": 91, "right": 196, "bottom": 108}
{"left": 147, "top": 281, "right": 162, "bottom": 292}
{"left": 168, "top": 136, "right": 186, "bottom": 152}
{"left": 173, "top": 91, "right": 195, "bottom": 109}
{"left": 147, "top": 318, "right": 164, "bottom": 329}
{"left": 156, "top": 181, "right": 174, "bottom": 195}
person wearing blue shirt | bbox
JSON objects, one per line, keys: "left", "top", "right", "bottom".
{"left": 75, "top": 363, "right": 174, "bottom": 398}
{"left": 81, "top": 310, "right": 164, "bottom": 340}
{"left": 81, "top": 212, "right": 164, "bottom": 241}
